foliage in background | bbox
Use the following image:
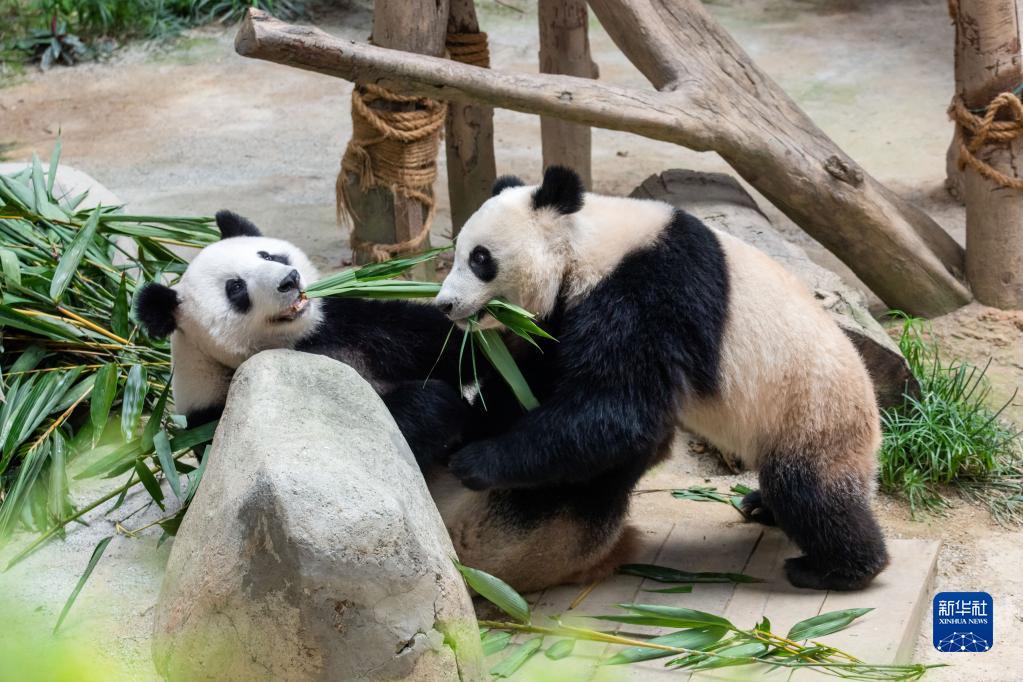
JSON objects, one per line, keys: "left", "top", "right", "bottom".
{"left": 879, "top": 314, "right": 1023, "bottom": 523}
{"left": 0, "top": 0, "right": 305, "bottom": 69}
{"left": 454, "top": 562, "right": 939, "bottom": 680}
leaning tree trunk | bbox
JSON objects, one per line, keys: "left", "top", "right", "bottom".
{"left": 538, "top": 0, "right": 598, "bottom": 189}
{"left": 445, "top": 0, "right": 496, "bottom": 236}
{"left": 235, "top": 6, "right": 972, "bottom": 317}
{"left": 951, "top": 0, "right": 1023, "bottom": 309}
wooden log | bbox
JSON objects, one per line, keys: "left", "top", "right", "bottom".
{"left": 952, "top": 0, "right": 1023, "bottom": 309}
{"left": 341, "top": 0, "right": 447, "bottom": 268}
{"left": 538, "top": 0, "right": 597, "bottom": 188}
{"left": 445, "top": 0, "right": 497, "bottom": 236}
{"left": 235, "top": 9, "right": 972, "bottom": 316}
{"left": 632, "top": 169, "right": 918, "bottom": 409}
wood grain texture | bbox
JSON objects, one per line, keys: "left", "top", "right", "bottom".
{"left": 236, "top": 7, "right": 971, "bottom": 315}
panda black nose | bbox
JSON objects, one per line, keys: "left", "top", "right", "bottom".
{"left": 278, "top": 269, "right": 300, "bottom": 292}
{"left": 438, "top": 301, "right": 454, "bottom": 315}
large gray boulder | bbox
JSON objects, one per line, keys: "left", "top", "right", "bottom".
{"left": 153, "top": 350, "right": 483, "bottom": 681}
{"left": 632, "top": 170, "right": 917, "bottom": 409}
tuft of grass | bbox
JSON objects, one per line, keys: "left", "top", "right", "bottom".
{"left": 879, "top": 314, "right": 1023, "bottom": 523}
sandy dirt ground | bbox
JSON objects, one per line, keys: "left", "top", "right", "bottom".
{"left": 2, "top": 0, "right": 1022, "bottom": 679}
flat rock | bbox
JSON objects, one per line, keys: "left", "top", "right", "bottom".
{"left": 152, "top": 349, "right": 482, "bottom": 681}
{"left": 631, "top": 170, "right": 918, "bottom": 409}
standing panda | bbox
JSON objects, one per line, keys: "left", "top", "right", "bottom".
{"left": 133, "top": 210, "right": 468, "bottom": 467}
{"left": 434, "top": 166, "right": 889, "bottom": 591}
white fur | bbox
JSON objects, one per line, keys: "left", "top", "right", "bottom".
{"left": 438, "top": 190, "right": 879, "bottom": 476}
{"left": 437, "top": 186, "right": 674, "bottom": 323}
{"left": 169, "top": 236, "right": 323, "bottom": 414}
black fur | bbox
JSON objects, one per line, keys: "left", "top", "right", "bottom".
{"left": 469, "top": 245, "right": 498, "bottom": 282}
{"left": 448, "top": 209, "right": 729, "bottom": 490}
{"left": 382, "top": 380, "right": 470, "bottom": 469}
{"left": 215, "top": 210, "right": 262, "bottom": 239}
{"left": 492, "top": 175, "right": 525, "bottom": 196}
{"left": 225, "top": 278, "right": 251, "bottom": 313}
{"left": 756, "top": 457, "right": 889, "bottom": 590}
{"left": 185, "top": 404, "right": 225, "bottom": 430}
{"left": 134, "top": 282, "right": 180, "bottom": 338}
{"left": 532, "top": 165, "right": 585, "bottom": 215}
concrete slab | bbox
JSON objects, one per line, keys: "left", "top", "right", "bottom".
{"left": 484, "top": 496, "right": 940, "bottom": 681}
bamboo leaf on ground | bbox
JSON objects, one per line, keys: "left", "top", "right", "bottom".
{"left": 490, "top": 637, "right": 542, "bottom": 678}
{"left": 53, "top": 536, "right": 113, "bottom": 633}
{"left": 787, "top": 608, "right": 873, "bottom": 642}
{"left": 454, "top": 559, "right": 530, "bottom": 624}
{"left": 50, "top": 206, "right": 101, "bottom": 302}
{"left": 618, "top": 563, "right": 763, "bottom": 584}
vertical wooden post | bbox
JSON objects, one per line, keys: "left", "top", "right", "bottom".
{"left": 341, "top": 0, "right": 449, "bottom": 268}
{"left": 538, "top": 0, "right": 597, "bottom": 188}
{"left": 445, "top": 0, "right": 497, "bottom": 237}
{"left": 953, "top": 0, "right": 1023, "bottom": 309}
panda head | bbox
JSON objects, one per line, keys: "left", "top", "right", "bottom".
{"left": 436, "top": 166, "right": 584, "bottom": 326}
{"left": 134, "top": 211, "right": 323, "bottom": 362}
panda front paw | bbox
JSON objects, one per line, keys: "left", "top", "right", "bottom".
{"left": 448, "top": 441, "right": 503, "bottom": 491}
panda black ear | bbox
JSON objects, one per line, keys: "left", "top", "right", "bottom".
{"left": 134, "top": 283, "right": 180, "bottom": 339}
{"left": 215, "top": 210, "right": 262, "bottom": 239}
{"left": 492, "top": 175, "right": 525, "bottom": 196}
{"left": 532, "top": 165, "right": 584, "bottom": 215}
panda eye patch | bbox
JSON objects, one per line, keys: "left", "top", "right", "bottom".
{"left": 257, "top": 250, "right": 291, "bottom": 266}
{"left": 468, "top": 245, "right": 497, "bottom": 282}
{"left": 224, "top": 278, "right": 251, "bottom": 313}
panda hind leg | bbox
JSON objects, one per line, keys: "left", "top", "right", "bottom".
{"left": 759, "top": 454, "right": 888, "bottom": 591}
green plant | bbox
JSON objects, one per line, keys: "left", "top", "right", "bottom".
{"left": 306, "top": 268, "right": 554, "bottom": 412}
{"left": 453, "top": 562, "right": 940, "bottom": 680}
{"left": 880, "top": 314, "right": 1023, "bottom": 523}
{"left": 1, "top": 0, "right": 305, "bottom": 68}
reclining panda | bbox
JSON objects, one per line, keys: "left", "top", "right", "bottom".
{"left": 435, "top": 166, "right": 889, "bottom": 591}
{"left": 134, "top": 210, "right": 468, "bottom": 468}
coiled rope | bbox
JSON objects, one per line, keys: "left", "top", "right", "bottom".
{"left": 949, "top": 92, "right": 1023, "bottom": 191}
{"left": 336, "top": 32, "right": 491, "bottom": 261}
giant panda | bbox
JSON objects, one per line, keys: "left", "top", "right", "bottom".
{"left": 433, "top": 166, "right": 889, "bottom": 591}
{"left": 133, "top": 210, "right": 468, "bottom": 467}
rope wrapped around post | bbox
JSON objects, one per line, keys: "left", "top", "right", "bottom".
{"left": 948, "top": 91, "right": 1023, "bottom": 191}
{"left": 446, "top": 31, "right": 490, "bottom": 68}
{"left": 336, "top": 83, "right": 446, "bottom": 261}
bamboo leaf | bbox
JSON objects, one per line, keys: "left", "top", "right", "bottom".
{"left": 476, "top": 328, "right": 539, "bottom": 410}
{"left": 47, "top": 139, "right": 62, "bottom": 195}
{"left": 141, "top": 383, "right": 170, "bottom": 450}
{"left": 544, "top": 638, "right": 575, "bottom": 660}
{"left": 133, "top": 459, "right": 165, "bottom": 510}
{"left": 53, "top": 536, "right": 113, "bottom": 633}
{"left": 603, "top": 626, "right": 727, "bottom": 665}
{"left": 454, "top": 560, "right": 530, "bottom": 623}
{"left": 154, "top": 430, "right": 181, "bottom": 499}
{"left": 90, "top": 364, "right": 119, "bottom": 446}
{"left": 120, "top": 364, "right": 147, "bottom": 441}
{"left": 642, "top": 585, "right": 694, "bottom": 594}
{"left": 619, "top": 563, "right": 763, "bottom": 584}
{"left": 0, "top": 248, "right": 22, "bottom": 287}
{"left": 46, "top": 431, "right": 73, "bottom": 526}
{"left": 615, "top": 604, "right": 734, "bottom": 630}
{"left": 787, "top": 608, "right": 873, "bottom": 642}
{"left": 686, "top": 641, "right": 769, "bottom": 670}
{"left": 50, "top": 206, "right": 102, "bottom": 302}
{"left": 111, "top": 273, "right": 131, "bottom": 338}
{"left": 481, "top": 630, "right": 512, "bottom": 656}
{"left": 490, "top": 637, "right": 542, "bottom": 678}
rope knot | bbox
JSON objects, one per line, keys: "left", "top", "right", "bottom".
{"left": 949, "top": 90, "right": 1023, "bottom": 191}
{"left": 337, "top": 83, "right": 446, "bottom": 261}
